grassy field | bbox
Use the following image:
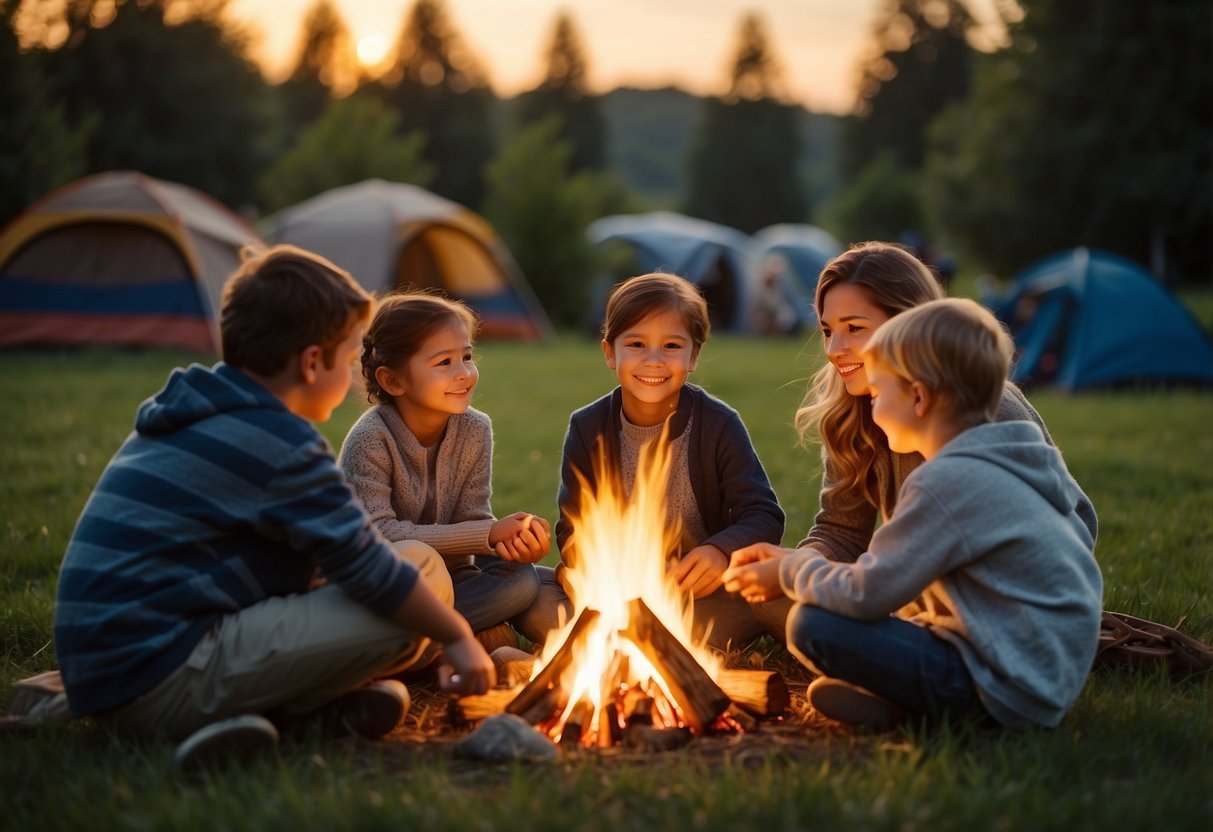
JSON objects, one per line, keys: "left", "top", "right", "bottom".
{"left": 2, "top": 335, "right": 1211, "bottom": 831}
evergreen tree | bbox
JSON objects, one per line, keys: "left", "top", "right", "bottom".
{"left": 483, "top": 117, "right": 607, "bottom": 329}
{"left": 514, "top": 11, "right": 606, "bottom": 173}
{"left": 375, "top": 0, "right": 496, "bottom": 208}
{"left": 259, "top": 94, "right": 433, "bottom": 211}
{"left": 843, "top": 0, "right": 975, "bottom": 176}
{"left": 825, "top": 0, "right": 975, "bottom": 247}
{"left": 682, "top": 13, "right": 806, "bottom": 233}
{"left": 38, "top": 0, "right": 276, "bottom": 210}
{"left": 278, "top": 0, "right": 355, "bottom": 130}
{"left": 925, "top": 0, "right": 1213, "bottom": 279}
{"left": 0, "top": 0, "right": 89, "bottom": 225}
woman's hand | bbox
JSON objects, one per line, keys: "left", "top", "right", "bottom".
{"left": 670, "top": 544, "right": 728, "bottom": 599}
{"left": 489, "top": 512, "right": 552, "bottom": 563}
{"left": 723, "top": 542, "right": 792, "bottom": 603}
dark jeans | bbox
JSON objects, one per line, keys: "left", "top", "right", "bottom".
{"left": 787, "top": 604, "right": 986, "bottom": 722}
{"left": 510, "top": 565, "right": 572, "bottom": 647}
{"left": 450, "top": 556, "right": 540, "bottom": 633}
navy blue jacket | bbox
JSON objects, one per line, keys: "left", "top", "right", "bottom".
{"left": 556, "top": 383, "right": 784, "bottom": 565}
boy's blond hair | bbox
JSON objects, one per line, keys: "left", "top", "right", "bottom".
{"left": 221, "top": 245, "right": 373, "bottom": 375}
{"left": 864, "top": 297, "right": 1013, "bottom": 426}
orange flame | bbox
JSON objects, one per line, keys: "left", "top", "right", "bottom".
{"left": 536, "top": 425, "right": 722, "bottom": 742}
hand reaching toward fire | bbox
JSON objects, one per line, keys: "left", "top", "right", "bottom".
{"left": 723, "top": 542, "right": 792, "bottom": 603}
{"left": 670, "top": 544, "right": 728, "bottom": 599}
{"left": 437, "top": 634, "right": 496, "bottom": 696}
{"left": 489, "top": 512, "right": 552, "bottom": 563}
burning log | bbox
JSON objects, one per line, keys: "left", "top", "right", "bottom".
{"left": 594, "top": 649, "right": 627, "bottom": 745}
{"left": 624, "top": 692, "right": 655, "bottom": 726}
{"left": 598, "top": 702, "right": 622, "bottom": 746}
{"left": 506, "top": 607, "right": 600, "bottom": 725}
{"left": 623, "top": 723, "right": 693, "bottom": 752}
{"left": 724, "top": 704, "right": 758, "bottom": 734}
{"left": 448, "top": 688, "right": 519, "bottom": 725}
{"left": 620, "top": 598, "right": 731, "bottom": 732}
{"left": 558, "top": 697, "right": 596, "bottom": 749}
{"left": 715, "top": 669, "right": 790, "bottom": 717}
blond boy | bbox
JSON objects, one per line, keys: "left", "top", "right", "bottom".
{"left": 725, "top": 298, "right": 1102, "bottom": 729}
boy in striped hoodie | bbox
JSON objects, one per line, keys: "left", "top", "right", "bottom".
{"left": 53, "top": 245, "right": 494, "bottom": 768}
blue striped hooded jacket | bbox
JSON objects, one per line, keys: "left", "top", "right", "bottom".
{"left": 53, "top": 362, "right": 418, "bottom": 717}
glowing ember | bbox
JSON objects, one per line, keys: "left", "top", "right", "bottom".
{"left": 528, "top": 428, "right": 727, "bottom": 746}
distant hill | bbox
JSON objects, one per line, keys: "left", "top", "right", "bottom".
{"left": 501, "top": 86, "right": 841, "bottom": 222}
{"left": 602, "top": 86, "right": 841, "bottom": 219}
{"left": 600, "top": 87, "right": 702, "bottom": 207}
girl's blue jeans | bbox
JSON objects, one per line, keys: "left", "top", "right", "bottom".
{"left": 450, "top": 556, "right": 540, "bottom": 633}
{"left": 787, "top": 604, "right": 987, "bottom": 722}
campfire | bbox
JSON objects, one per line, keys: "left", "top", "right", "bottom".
{"left": 451, "top": 432, "right": 788, "bottom": 750}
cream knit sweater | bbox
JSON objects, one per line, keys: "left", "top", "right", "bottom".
{"left": 338, "top": 404, "right": 496, "bottom": 567}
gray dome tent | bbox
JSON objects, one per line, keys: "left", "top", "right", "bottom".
{"left": 587, "top": 212, "right": 758, "bottom": 331}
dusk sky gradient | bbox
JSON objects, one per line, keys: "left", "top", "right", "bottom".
{"left": 227, "top": 0, "right": 1004, "bottom": 114}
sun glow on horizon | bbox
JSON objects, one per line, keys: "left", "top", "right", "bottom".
{"left": 354, "top": 33, "right": 390, "bottom": 70}
{"left": 213, "top": 1, "right": 1006, "bottom": 114}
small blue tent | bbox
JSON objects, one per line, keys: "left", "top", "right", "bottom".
{"left": 587, "top": 212, "right": 758, "bottom": 331}
{"left": 751, "top": 224, "right": 843, "bottom": 326}
{"left": 992, "top": 248, "right": 1213, "bottom": 389}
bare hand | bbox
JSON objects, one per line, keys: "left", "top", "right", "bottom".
{"left": 437, "top": 634, "right": 496, "bottom": 696}
{"left": 490, "top": 512, "right": 551, "bottom": 563}
{"left": 669, "top": 544, "right": 728, "bottom": 599}
{"left": 722, "top": 542, "right": 792, "bottom": 603}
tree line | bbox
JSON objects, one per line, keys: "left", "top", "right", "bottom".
{"left": 3, "top": 0, "right": 1209, "bottom": 330}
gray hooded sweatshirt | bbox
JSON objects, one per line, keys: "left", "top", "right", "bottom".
{"left": 779, "top": 420, "right": 1103, "bottom": 728}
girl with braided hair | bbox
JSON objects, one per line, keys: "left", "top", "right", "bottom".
{"left": 339, "top": 291, "right": 556, "bottom": 651}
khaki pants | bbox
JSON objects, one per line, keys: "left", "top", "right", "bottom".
{"left": 104, "top": 541, "right": 452, "bottom": 740}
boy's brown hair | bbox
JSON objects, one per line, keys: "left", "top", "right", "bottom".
{"left": 863, "top": 298, "right": 1013, "bottom": 426}
{"left": 601, "top": 272, "right": 710, "bottom": 348}
{"left": 361, "top": 291, "right": 479, "bottom": 404}
{"left": 221, "top": 245, "right": 373, "bottom": 375}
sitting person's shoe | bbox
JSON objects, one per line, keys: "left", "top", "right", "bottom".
{"left": 314, "top": 679, "right": 411, "bottom": 739}
{"left": 807, "top": 677, "right": 908, "bottom": 730}
{"left": 174, "top": 714, "right": 279, "bottom": 771}
{"left": 475, "top": 623, "right": 519, "bottom": 654}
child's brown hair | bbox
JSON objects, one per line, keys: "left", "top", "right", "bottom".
{"left": 361, "top": 291, "right": 479, "bottom": 404}
{"left": 221, "top": 245, "right": 372, "bottom": 375}
{"left": 864, "top": 297, "right": 1013, "bottom": 426}
{"left": 601, "top": 272, "right": 710, "bottom": 348}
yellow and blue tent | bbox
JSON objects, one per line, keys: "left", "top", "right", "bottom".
{"left": 0, "top": 171, "right": 263, "bottom": 352}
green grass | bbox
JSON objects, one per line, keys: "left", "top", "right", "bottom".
{"left": 2, "top": 337, "right": 1211, "bottom": 831}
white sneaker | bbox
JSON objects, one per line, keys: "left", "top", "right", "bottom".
{"left": 174, "top": 714, "right": 279, "bottom": 771}
{"left": 807, "top": 677, "right": 908, "bottom": 730}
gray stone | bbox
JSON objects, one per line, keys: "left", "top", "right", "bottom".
{"left": 453, "top": 713, "right": 560, "bottom": 762}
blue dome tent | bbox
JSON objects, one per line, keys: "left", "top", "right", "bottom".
{"left": 587, "top": 212, "right": 758, "bottom": 331}
{"left": 751, "top": 223, "right": 843, "bottom": 326}
{"left": 992, "top": 248, "right": 1213, "bottom": 389}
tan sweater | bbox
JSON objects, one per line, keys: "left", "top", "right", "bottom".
{"left": 338, "top": 404, "right": 496, "bottom": 567}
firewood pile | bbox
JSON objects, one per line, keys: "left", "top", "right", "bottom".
{"left": 344, "top": 598, "right": 880, "bottom": 772}
{"left": 362, "top": 644, "right": 857, "bottom": 774}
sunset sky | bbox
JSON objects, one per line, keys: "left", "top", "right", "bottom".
{"left": 226, "top": 0, "right": 1004, "bottom": 114}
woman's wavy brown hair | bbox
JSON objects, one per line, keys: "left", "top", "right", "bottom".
{"left": 793, "top": 242, "right": 944, "bottom": 507}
